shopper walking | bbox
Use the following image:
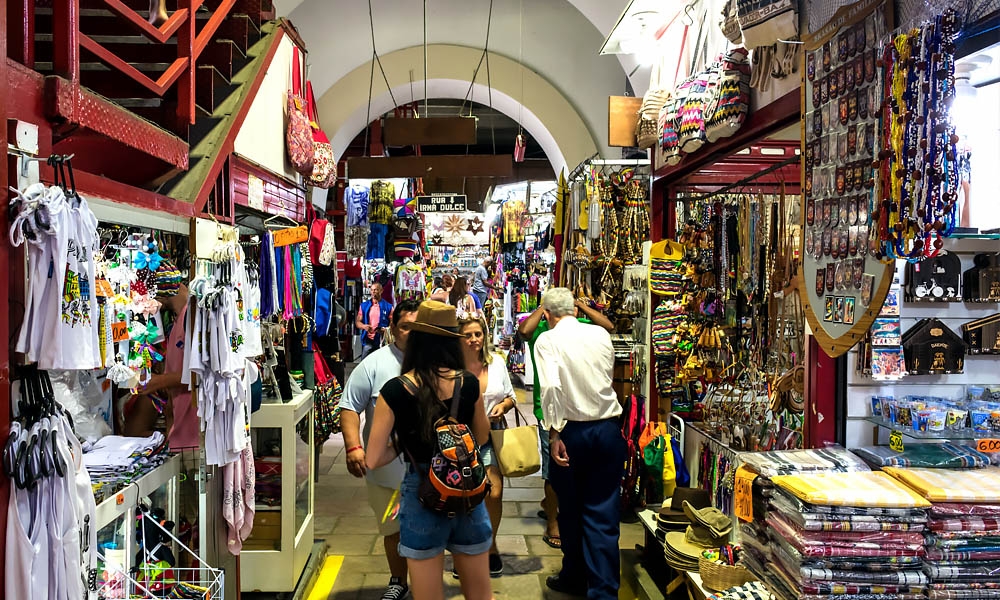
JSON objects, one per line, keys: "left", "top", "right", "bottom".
{"left": 450, "top": 277, "right": 479, "bottom": 319}
{"left": 517, "top": 296, "right": 614, "bottom": 552}
{"left": 534, "top": 287, "right": 625, "bottom": 599}
{"left": 340, "top": 299, "right": 421, "bottom": 600}
{"left": 356, "top": 281, "right": 394, "bottom": 359}
{"left": 429, "top": 273, "right": 454, "bottom": 302}
{"left": 366, "top": 301, "right": 494, "bottom": 600}
{"left": 471, "top": 258, "right": 494, "bottom": 308}
{"left": 459, "top": 316, "right": 516, "bottom": 577}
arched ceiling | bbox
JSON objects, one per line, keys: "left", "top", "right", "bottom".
{"left": 275, "top": 0, "right": 649, "bottom": 163}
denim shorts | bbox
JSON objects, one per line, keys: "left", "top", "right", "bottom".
{"left": 480, "top": 442, "right": 496, "bottom": 468}
{"left": 397, "top": 470, "right": 493, "bottom": 560}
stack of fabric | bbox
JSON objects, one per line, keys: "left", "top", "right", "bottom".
{"left": 736, "top": 448, "right": 873, "bottom": 581}
{"left": 758, "top": 471, "right": 932, "bottom": 600}
{"left": 882, "top": 467, "right": 1000, "bottom": 600}
{"left": 83, "top": 432, "right": 169, "bottom": 503}
{"left": 853, "top": 444, "right": 992, "bottom": 469}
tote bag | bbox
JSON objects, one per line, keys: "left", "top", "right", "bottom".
{"left": 286, "top": 47, "right": 314, "bottom": 176}
{"left": 305, "top": 81, "right": 338, "bottom": 189}
{"left": 489, "top": 407, "right": 541, "bottom": 477}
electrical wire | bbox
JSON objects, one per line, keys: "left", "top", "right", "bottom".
{"left": 368, "top": 0, "right": 398, "bottom": 108}
{"left": 459, "top": 0, "right": 495, "bottom": 115}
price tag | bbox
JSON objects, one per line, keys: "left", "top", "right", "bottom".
{"left": 889, "top": 430, "right": 904, "bottom": 452}
{"left": 94, "top": 279, "right": 114, "bottom": 298}
{"left": 734, "top": 465, "right": 756, "bottom": 523}
{"left": 272, "top": 225, "right": 308, "bottom": 247}
{"left": 111, "top": 321, "right": 130, "bottom": 343}
{"left": 976, "top": 439, "right": 1000, "bottom": 453}
{"left": 116, "top": 493, "right": 125, "bottom": 506}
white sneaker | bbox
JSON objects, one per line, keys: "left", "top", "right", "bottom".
{"left": 381, "top": 577, "right": 410, "bottom": 600}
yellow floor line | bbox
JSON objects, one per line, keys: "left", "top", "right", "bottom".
{"left": 306, "top": 555, "right": 345, "bottom": 600}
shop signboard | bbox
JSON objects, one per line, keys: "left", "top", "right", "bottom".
{"left": 416, "top": 194, "right": 467, "bottom": 213}
{"left": 798, "top": 0, "right": 897, "bottom": 358}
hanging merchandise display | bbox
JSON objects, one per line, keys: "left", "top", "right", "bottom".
{"left": 304, "top": 81, "right": 337, "bottom": 189}
{"left": 799, "top": 0, "right": 898, "bottom": 358}
{"left": 183, "top": 220, "right": 260, "bottom": 467}
{"left": 285, "top": 46, "right": 314, "bottom": 176}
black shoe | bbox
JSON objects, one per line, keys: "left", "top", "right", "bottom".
{"left": 381, "top": 577, "right": 410, "bottom": 600}
{"left": 546, "top": 574, "right": 586, "bottom": 596}
{"left": 489, "top": 553, "right": 503, "bottom": 577}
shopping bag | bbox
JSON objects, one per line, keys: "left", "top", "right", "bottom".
{"left": 489, "top": 408, "right": 540, "bottom": 477}
{"left": 286, "top": 47, "right": 314, "bottom": 175}
{"left": 639, "top": 421, "right": 669, "bottom": 454}
{"left": 305, "top": 81, "right": 338, "bottom": 188}
{"left": 643, "top": 435, "right": 667, "bottom": 503}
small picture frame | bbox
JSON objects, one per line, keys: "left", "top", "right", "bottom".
{"left": 825, "top": 296, "right": 836, "bottom": 321}
{"left": 861, "top": 273, "right": 875, "bottom": 306}
{"left": 872, "top": 317, "right": 902, "bottom": 346}
{"left": 844, "top": 297, "right": 856, "bottom": 324}
{"left": 834, "top": 296, "right": 845, "bottom": 323}
{"left": 880, "top": 288, "right": 900, "bottom": 316}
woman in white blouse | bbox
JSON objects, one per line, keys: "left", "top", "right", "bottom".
{"left": 459, "top": 316, "right": 516, "bottom": 578}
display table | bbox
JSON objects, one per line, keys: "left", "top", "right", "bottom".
{"left": 241, "top": 390, "right": 315, "bottom": 593}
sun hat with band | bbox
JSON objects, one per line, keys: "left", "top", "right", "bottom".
{"left": 408, "top": 300, "right": 466, "bottom": 338}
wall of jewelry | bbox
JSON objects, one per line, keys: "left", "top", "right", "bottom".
{"left": 800, "top": 2, "right": 967, "bottom": 362}
{"left": 654, "top": 188, "right": 807, "bottom": 453}
{"left": 562, "top": 161, "right": 650, "bottom": 333}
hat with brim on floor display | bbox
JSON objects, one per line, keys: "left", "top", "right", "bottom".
{"left": 663, "top": 531, "right": 703, "bottom": 571}
{"left": 657, "top": 487, "right": 712, "bottom": 530}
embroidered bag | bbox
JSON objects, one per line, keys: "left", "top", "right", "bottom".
{"left": 736, "top": 0, "right": 798, "bottom": 49}
{"left": 401, "top": 376, "right": 489, "bottom": 516}
{"left": 677, "top": 73, "right": 709, "bottom": 153}
{"left": 305, "top": 81, "right": 338, "bottom": 189}
{"left": 318, "top": 222, "right": 337, "bottom": 266}
{"left": 286, "top": 47, "right": 314, "bottom": 176}
{"left": 705, "top": 48, "right": 751, "bottom": 142}
{"left": 620, "top": 393, "right": 647, "bottom": 512}
{"left": 306, "top": 202, "right": 329, "bottom": 265}
{"left": 312, "top": 344, "right": 342, "bottom": 441}
{"left": 659, "top": 88, "right": 683, "bottom": 166}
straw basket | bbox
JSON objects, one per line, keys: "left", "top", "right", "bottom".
{"left": 698, "top": 557, "right": 756, "bottom": 591}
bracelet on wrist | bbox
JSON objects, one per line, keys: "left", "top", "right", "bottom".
{"left": 346, "top": 445, "right": 364, "bottom": 453}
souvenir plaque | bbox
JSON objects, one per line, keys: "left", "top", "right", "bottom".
{"left": 800, "top": 0, "right": 896, "bottom": 358}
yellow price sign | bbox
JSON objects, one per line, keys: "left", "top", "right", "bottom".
{"left": 889, "top": 430, "right": 904, "bottom": 453}
{"left": 734, "top": 465, "right": 756, "bottom": 523}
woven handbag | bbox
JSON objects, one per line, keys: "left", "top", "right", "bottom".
{"left": 286, "top": 47, "right": 314, "bottom": 176}
{"left": 705, "top": 49, "right": 751, "bottom": 142}
{"left": 305, "top": 81, "right": 338, "bottom": 189}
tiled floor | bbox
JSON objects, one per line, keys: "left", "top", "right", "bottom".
{"left": 312, "top": 414, "right": 646, "bottom": 599}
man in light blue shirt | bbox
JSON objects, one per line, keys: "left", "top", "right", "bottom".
{"left": 339, "top": 299, "right": 420, "bottom": 600}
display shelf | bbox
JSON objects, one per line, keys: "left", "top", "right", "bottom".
{"left": 242, "top": 390, "right": 314, "bottom": 594}
{"left": 94, "top": 453, "right": 182, "bottom": 530}
{"left": 865, "top": 417, "right": 993, "bottom": 441}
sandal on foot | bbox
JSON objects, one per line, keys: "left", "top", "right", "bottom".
{"left": 543, "top": 535, "right": 562, "bottom": 549}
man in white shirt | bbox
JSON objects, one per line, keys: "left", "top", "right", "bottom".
{"left": 534, "top": 287, "right": 625, "bottom": 599}
{"left": 339, "top": 299, "right": 420, "bottom": 600}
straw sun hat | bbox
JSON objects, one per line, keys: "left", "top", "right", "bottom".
{"left": 408, "top": 300, "right": 466, "bottom": 338}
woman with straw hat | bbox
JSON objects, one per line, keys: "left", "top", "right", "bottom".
{"left": 366, "top": 301, "right": 494, "bottom": 600}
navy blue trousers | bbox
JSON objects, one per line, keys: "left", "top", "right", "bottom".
{"left": 549, "top": 418, "right": 626, "bottom": 600}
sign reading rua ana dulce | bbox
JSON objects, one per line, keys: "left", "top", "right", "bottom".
{"left": 416, "top": 194, "right": 468, "bottom": 212}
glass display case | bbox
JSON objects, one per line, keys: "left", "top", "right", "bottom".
{"left": 241, "top": 390, "right": 315, "bottom": 593}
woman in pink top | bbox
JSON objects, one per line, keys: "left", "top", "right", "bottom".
{"left": 141, "top": 259, "right": 199, "bottom": 451}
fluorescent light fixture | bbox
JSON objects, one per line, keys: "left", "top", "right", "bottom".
{"left": 600, "top": 0, "right": 674, "bottom": 56}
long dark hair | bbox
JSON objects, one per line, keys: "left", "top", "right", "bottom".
{"left": 401, "top": 330, "right": 468, "bottom": 445}
{"left": 450, "top": 277, "right": 469, "bottom": 305}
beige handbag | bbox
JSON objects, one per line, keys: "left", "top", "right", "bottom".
{"left": 489, "top": 408, "right": 541, "bottom": 477}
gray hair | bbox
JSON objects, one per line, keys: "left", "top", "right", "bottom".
{"left": 541, "top": 287, "right": 575, "bottom": 317}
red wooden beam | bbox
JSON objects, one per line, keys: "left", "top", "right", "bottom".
{"left": 74, "top": 168, "right": 196, "bottom": 217}
{"left": 44, "top": 75, "right": 189, "bottom": 169}
{"left": 6, "top": 0, "right": 33, "bottom": 67}
{"left": 52, "top": 0, "right": 79, "bottom": 83}
{"left": 0, "top": 0, "right": 11, "bottom": 588}
{"left": 177, "top": 0, "right": 196, "bottom": 126}
{"left": 79, "top": 34, "right": 190, "bottom": 95}
{"left": 194, "top": 0, "right": 238, "bottom": 58}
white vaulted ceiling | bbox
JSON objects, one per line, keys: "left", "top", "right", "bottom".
{"left": 274, "top": 0, "right": 650, "bottom": 173}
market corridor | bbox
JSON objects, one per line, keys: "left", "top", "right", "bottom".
{"left": 310, "top": 425, "right": 646, "bottom": 599}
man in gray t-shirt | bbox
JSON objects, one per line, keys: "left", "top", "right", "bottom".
{"left": 339, "top": 300, "right": 420, "bottom": 600}
{"left": 471, "top": 257, "right": 494, "bottom": 307}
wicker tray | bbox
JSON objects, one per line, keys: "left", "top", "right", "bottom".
{"left": 698, "top": 556, "right": 756, "bottom": 591}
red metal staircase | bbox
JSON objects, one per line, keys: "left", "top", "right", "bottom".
{"left": 9, "top": 0, "right": 277, "bottom": 195}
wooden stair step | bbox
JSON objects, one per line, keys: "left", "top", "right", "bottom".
{"left": 197, "top": 11, "right": 250, "bottom": 55}
{"left": 195, "top": 64, "right": 239, "bottom": 115}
